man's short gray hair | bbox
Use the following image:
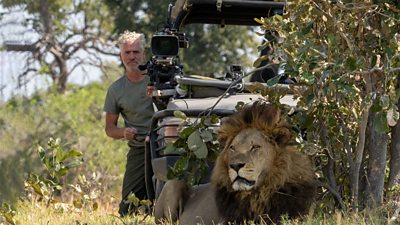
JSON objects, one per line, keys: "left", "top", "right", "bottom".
{"left": 118, "top": 30, "right": 146, "bottom": 50}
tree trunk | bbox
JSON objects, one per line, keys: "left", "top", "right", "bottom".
{"left": 40, "top": 0, "right": 69, "bottom": 93}
{"left": 56, "top": 60, "right": 69, "bottom": 93}
{"left": 388, "top": 97, "right": 400, "bottom": 188}
{"left": 39, "top": 0, "right": 53, "bottom": 37}
{"left": 350, "top": 72, "right": 374, "bottom": 210}
{"left": 365, "top": 111, "right": 388, "bottom": 207}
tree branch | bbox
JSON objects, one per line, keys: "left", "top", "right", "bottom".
{"left": 360, "top": 67, "right": 400, "bottom": 74}
{"left": 87, "top": 44, "right": 119, "bottom": 57}
{"left": 316, "top": 180, "right": 346, "bottom": 209}
{"left": 319, "top": 120, "right": 340, "bottom": 198}
{"left": 68, "top": 58, "right": 85, "bottom": 75}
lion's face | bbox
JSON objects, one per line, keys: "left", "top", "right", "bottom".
{"left": 225, "top": 128, "right": 277, "bottom": 191}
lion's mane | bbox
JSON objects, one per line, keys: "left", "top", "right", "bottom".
{"left": 212, "top": 101, "right": 317, "bottom": 224}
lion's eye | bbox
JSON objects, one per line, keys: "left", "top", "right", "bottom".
{"left": 251, "top": 145, "right": 261, "bottom": 152}
{"left": 229, "top": 146, "right": 235, "bottom": 152}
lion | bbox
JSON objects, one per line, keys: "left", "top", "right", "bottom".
{"left": 154, "top": 101, "right": 317, "bottom": 225}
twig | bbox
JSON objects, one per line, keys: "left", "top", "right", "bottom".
{"left": 109, "top": 214, "right": 128, "bottom": 225}
{"left": 389, "top": 202, "right": 400, "bottom": 225}
{"left": 335, "top": 1, "right": 400, "bottom": 23}
{"left": 139, "top": 213, "right": 150, "bottom": 224}
{"left": 87, "top": 44, "right": 119, "bottom": 56}
{"left": 336, "top": 3, "right": 378, "bottom": 11}
{"left": 316, "top": 180, "right": 346, "bottom": 209}
{"left": 372, "top": 8, "right": 400, "bottom": 23}
{"left": 360, "top": 67, "right": 400, "bottom": 74}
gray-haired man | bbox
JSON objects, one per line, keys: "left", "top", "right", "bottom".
{"left": 103, "top": 31, "right": 154, "bottom": 216}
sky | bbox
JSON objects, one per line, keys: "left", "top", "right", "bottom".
{"left": 0, "top": 6, "right": 116, "bottom": 102}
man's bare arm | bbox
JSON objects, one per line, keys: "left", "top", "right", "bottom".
{"left": 105, "top": 112, "right": 137, "bottom": 140}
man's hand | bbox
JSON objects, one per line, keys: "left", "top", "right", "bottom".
{"left": 123, "top": 127, "right": 138, "bottom": 140}
{"left": 147, "top": 85, "right": 156, "bottom": 96}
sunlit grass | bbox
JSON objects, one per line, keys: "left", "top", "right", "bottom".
{"left": 12, "top": 200, "right": 155, "bottom": 225}
{"left": 8, "top": 199, "right": 395, "bottom": 225}
{"left": 280, "top": 210, "right": 387, "bottom": 225}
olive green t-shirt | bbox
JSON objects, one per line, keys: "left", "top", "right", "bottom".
{"left": 103, "top": 75, "right": 154, "bottom": 136}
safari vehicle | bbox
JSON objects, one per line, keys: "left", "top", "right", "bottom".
{"left": 144, "top": 0, "right": 292, "bottom": 200}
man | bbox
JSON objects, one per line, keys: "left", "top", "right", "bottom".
{"left": 103, "top": 31, "right": 154, "bottom": 216}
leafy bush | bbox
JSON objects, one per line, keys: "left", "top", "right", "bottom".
{"left": 0, "top": 202, "right": 16, "bottom": 225}
{"left": 25, "top": 138, "right": 83, "bottom": 207}
{"left": 0, "top": 79, "right": 127, "bottom": 205}
{"left": 165, "top": 111, "right": 221, "bottom": 186}
{"left": 256, "top": 0, "right": 400, "bottom": 209}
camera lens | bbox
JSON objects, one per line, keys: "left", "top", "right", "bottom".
{"left": 151, "top": 35, "right": 179, "bottom": 56}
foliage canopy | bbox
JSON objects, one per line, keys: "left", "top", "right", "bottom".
{"left": 257, "top": 0, "right": 400, "bottom": 209}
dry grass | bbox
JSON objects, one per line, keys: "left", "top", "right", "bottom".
{"left": 280, "top": 210, "right": 387, "bottom": 225}
{"left": 3, "top": 200, "right": 395, "bottom": 225}
{"left": 11, "top": 200, "right": 155, "bottom": 225}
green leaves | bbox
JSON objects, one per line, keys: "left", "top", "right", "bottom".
{"left": 246, "top": 82, "right": 291, "bottom": 106}
{"left": 171, "top": 157, "right": 189, "bottom": 176}
{"left": 345, "top": 56, "right": 357, "bottom": 71}
{"left": 200, "top": 129, "right": 214, "bottom": 142}
{"left": 36, "top": 138, "right": 83, "bottom": 181}
{"left": 124, "top": 192, "right": 140, "bottom": 207}
{"left": 174, "top": 110, "right": 187, "bottom": 120}
{"left": 25, "top": 138, "right": 83, "bottom": 207}
{"left": 37, "top": 63, "right": 51, "bottom": 75}
{"left": 253, "top": 55, "right": 269, "bottom": 68}
{"left": 254, "top": 17, "right": 264, "bottom": 25}
{"left": 373, "top": 112, "right": 390, "bottom": 133}
{"left": 166, "top": 111, "right": 220, "bottom": 186}
{"left": 379, "top": 95, "right": 390, "bottom": 110}
{"left": 0, "top": 203, "right": 16, "bottom": 225}
{"left": 266, "top": 74, "right": 282, "bottom": 86}
{"left": 300, "top": 21, "right": 314, "bottom": 36}
{"left": 255, "top": 0, "right": 400, "bottom": 209}
{"left": 370, "top": 94, "right": 399, "bottom": 131}
{"left": 179, "top": 126, "right": 196, "bottom": 139}
{"left": 187, "top": 131, "right": 208, "bottom": 159}
{"left": 68, "top": 173, "right": 103, "bottom": 212}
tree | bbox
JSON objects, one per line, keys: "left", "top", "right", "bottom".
{"left": 258, "top": 0, "right": 399, "bottom": 210}
{"left": 388, "top": 91, "right": 400, "bottom": 188}
{"left": 103, "top": 0, "right": 258, "bottom": 75}
{"left": 1, "top": 0, "right": 117, "bottom": 93}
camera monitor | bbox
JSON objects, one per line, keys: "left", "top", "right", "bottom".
{"left": 151, "top": 35, "right": 179, "bottom": 56}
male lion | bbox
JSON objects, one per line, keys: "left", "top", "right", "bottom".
{"left": 155, "top": 101, "right": 316, "bottom": 225}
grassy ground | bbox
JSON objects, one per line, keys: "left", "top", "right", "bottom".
{"left": 3, "top": 200, "right": 393, "bottom": 225}
{"left": 9, "top": 200, "right": 154, "bottom": 225}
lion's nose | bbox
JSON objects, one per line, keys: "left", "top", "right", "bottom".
{"left": 230, "top": 163, "right": 245, "bottom": 172}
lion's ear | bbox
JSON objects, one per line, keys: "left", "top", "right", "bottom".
{"left": 273, "top": 126, "right": 292, "bottom": 146}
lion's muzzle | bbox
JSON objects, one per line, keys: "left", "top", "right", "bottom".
{"left": 229, "top": 162, "right": 256, "bottom": 191}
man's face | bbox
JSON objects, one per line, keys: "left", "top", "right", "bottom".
{"left": 120, "top": 40, "right": 145, "bottom": 73}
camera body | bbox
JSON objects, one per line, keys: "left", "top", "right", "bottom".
{"left": 144, "top": 27, "right": 189, "bottom": 109}
{"left": 147, "top": 28, "right": 188, "bottom": 90}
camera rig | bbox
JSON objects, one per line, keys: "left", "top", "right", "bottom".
{"left": 142, "top": 26, "right": 189, "bottom": 109}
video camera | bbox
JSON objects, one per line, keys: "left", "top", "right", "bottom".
{"left": 141, "top": 27, "right": 189, "bottom": 109}
{"left": 146, "top": 28, "right": 188, "bottom": 89}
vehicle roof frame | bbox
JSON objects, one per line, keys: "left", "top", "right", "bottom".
{"left": 170, "top": 0, "right": 286, "bottom": 30}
